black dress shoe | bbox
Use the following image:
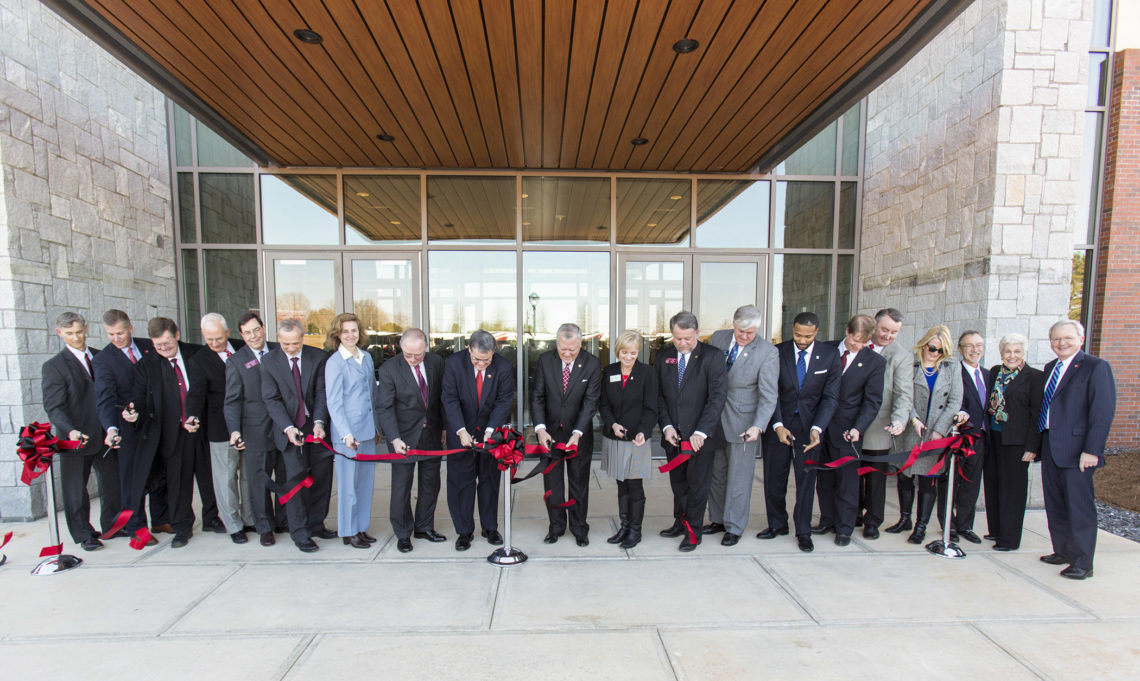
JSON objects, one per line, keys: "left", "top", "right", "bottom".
{"left": 230, "top": 531, "right": 248, "bottom": 544}
{"left": 797, "top": 535, "right": 814, "bottom": 552}
{"left": 544, "top": 529, "right": 563, "bottom": 544}
{"left": 414, "top": 529, "right": 447, "bottom": 542}
{"left": 1040, "top": 553, "right": 1068, "bottom": 565}
{"left": 679, "top": 536, "right": 700, "bottom": 552}
{"left": 171, "top": 535, "right": 190, "bottom": 549}
{"left": 313, "top": 528, "right": 338, "bottom": 540}
{"left": 863, "top": 526, "right": 880, "bottom": 540}
{"left": 81, "top": 537, "right": 104, "bottom": 551}
{"left": 756, "top": 527, "right": 789, "bottom": 540}
{"left": 260, "top": 532, "right": 275, "bottom": 546}
{"left": 949, "top": 531, "right": 960, "bottom": 543}
{"left": 481, "top": 529, "right": 504, "bottom": 545}
{"left": 274, "top": 525, "right": 289, "bottom": 534}
{"left": 721, "top": 532, "right": 740, "bottom": 547}
{"left": 835, "top": 534, "right": 851, "bottom": 547}
{"left": 659, "top": 521, "right": 686, "bottom": 538}
{"left": 959, "top": 530, "right": 982, "bottom": 544}
{"left": 1060, "top": 565, "right": 1093, "bottom": 580}
{"left": 455, "top": 533, "right": 472, "bottom": 551}
{"left": 396, "top": 538, "right": 413, "bottom": 553}
{"left": 296, "top": 539, "right": 319, "bottom": 553}
{"left": 992, "top": 544, "right": 1015, "bottom": 552}
{"left": 110, "top": 529, "right": 131, "bottom": 539}
{"left": 854, "top": 516, "right": 863, "bottom": 527}
{"left": 205, "top": 518, "right": 227, "bottom": 534}
{"left": 810, "top": 524, "right": 835, "bottom": 535}
{"left": 575, "top": 535, "right": 589, "bottom": 547}
{"left": 342, "top": 535, "right": 370, "bottom": 549}
{"left": 358, "top": 532, "right": 378, "bottom": 544}
{"left": 702, "top": 522, "right": 727, "bottom": 535}
{"left": 983, "top": 534, "right": 998, "bottom": 541}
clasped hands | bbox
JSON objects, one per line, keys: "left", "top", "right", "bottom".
{"left": 285, "top": 422, "right": 325, "bottom": 447}
{"left": 663, "top": 426, "right": 705, "bottom": 452}
{"left": 610, "top": 423, "right": 646, "bottom": 446}
{"left": 774, "top": 425, "right": 821, "bottom": 451}
{"left": 536, "top": 427, "right": 581, "bottom": 451}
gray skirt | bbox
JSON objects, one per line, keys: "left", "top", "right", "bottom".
{"left": 601, "top": 438, "right": 653, "bottom": 480}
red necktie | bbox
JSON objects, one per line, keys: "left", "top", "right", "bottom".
{"left": 84, "top": 353, "right": 94, "bottom": 381}
{"left": 415, "top": 364, "right": 428, "bottom": 407}
{"left": 868, "top": 343, "right": 874, "bottom": 351}
{"left": 224, "top": 350, "right": 233, "bottom": 359}
{"left": 476, "top": 370, "right": 483, "bottom": 407}
{"left": 562, "top": 363, "right": 570, "bottom": 393}
{"left": 170, "top": 358, "right": 187, "bottom": 422}
{"left": 841, "top": 350, "right": 850, "bottom": 371}
{"left": 127, "top": 346, "right": 137, "bottom": 364}
{"left": 291, "top": 357, "right": 306, "bottom": 429}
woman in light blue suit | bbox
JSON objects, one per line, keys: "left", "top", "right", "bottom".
{"left": 325, "top": 313, "right": 379, "bottom": 549}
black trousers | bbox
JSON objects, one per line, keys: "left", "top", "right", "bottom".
{"left": 245, "top": 448, "right": 286, "bottom": 534}
{"left": 117, "top": 434, "right": 169, "bottom": 528}
{"left": 164, "top": 431, "right": 199, "bottom": 538}
{"left": 982, "top": 433, "right": 1001, "bottom": 537}
{"left": 192, "top": 436, "right": 218, "bottom": 527}
{"left": 543, "top": 434, "right": 593, "bottom": 538}
{"left": 858, "top": 452, "right": 889, "bottom": 529}
{"left": 815, "top": 438, "right": 860, "bottom": 536}
{"left": 1041, "top": 436, "right": 1097, "bottom": 570}
{"left": 665, "top": 442, "right": 715, "bottom": 532}
{"left": 390, "top": 433, "right": 443, "bottom": 539}
{"left": 763, "top": 439, "right": 816, "bottom": 536}
{"left": 446, "top": 449, "right": 501, "bottom": 535}
{"left": 59, "top": 449, "right": 121, "bottom": 542}
{"left": 282, "top": 442, "right": 334, "bottom": 544}
{"left": 985, "top": 440, "right": 1031, "bottom": 549}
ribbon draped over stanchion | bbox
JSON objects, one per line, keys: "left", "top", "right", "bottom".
{"left": 802, "top": 425, "right": 980, "bottom": 480}
{"left": 16, "top": 422, "right": 84, "bottom": 574}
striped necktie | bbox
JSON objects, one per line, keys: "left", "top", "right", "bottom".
{"left": 1038, "top": 360, "right": 1064, "bottom": 432}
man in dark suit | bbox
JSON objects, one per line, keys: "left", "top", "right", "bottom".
{"left": 185, "top": 312, "right": 249, "bottom": 544}
{"left": 95, "top": 308, "right": 167, "bottom": 540}
{"left": 532, "top": 323, "right": 602, "bottom": 546}
{"left": 814, "top": 315, "right": 885, "bottom": 545}
{"left": 121, "top": 317, "right": 202, "bottom": 547}
{"left": 223, "top": 312, "right": 284, "bottom": 547}
{"left": 950, "top": 330, "right": 989, "bottom": 544}
{"left": 655, "top": 311, "right": 727, "bottom": 552}
{"left": 1033, "top": 319, "right": 1116, "bottom": 580}
{"left": 260, "top": 318, "right": 332, "bottom": 553}
{"left": 760, "top": 311, "right": 841, "bottom": 552}
{"left": 441, "top": 329, "right": 516, "bottom": 551}
{"left": 376, "top": 328, "right": 447, "bottom": 553}
{"left": 41, "top": 311, "right": 122, "bottom": 551}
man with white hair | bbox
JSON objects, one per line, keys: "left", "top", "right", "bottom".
{"left": 703, "top": 305, "right": 778, "bottom": 546}
{"left": 1031, "top": 319, "right": 1116, "bottom": 580}
{"left": 185, "top": 312, "right": 250, "bottom": 543}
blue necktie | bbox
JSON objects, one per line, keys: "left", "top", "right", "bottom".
{"left": 726, "top": 344, "right": 739, "bottom": 371}
{"left": 1038, "top": 360, "right": 1063, "bottom": 432}
{"left": 677, "top": 352, "right": 687, "bottom": 387}
{"left": 796, "top": 349, "right": 807, "bottom": 389}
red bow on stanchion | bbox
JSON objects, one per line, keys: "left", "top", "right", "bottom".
{"left": 17, "top": 422, "right": 83, "bottom": 485}
{"left": 482, "top": 427, "right": 527, "bottom": 474}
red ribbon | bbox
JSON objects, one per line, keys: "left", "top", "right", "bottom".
{"left": 95, "top": 509, "right": 153, "bottom": 550}
{"left": 804, "top": 430, "right": 980, "bottom": 480}
{"left": 303, "top": 434, "right": 466, "bottom": 461}
{"left": 39, "top": 544, "right": 62, "bottom": 557}
{"left": 1, "top": 531, "right": 11, "bottom": 550}
{"left": 657, "top": 441, "right": 696, "bottom": 473}
{"left": 17, "top": 422, "right": 82, "bottom": 485}
{"left": 129, "top": 527, "right": 153, "bottom": 549}
{"left": 278, "top": 475, "right": 314, "bottom": 504}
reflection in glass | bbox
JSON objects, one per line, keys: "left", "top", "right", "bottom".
{"left": 617, "top": 179, "right": 690, "bottom": 246}
{"left": 173, "top": 104, "right": 192, "bottom": 166}
{"left": 345, "top": 175, "right": 421, "bottom": 244}
{"left": 833, "top": 255, "right": 854, "bottom": 338}
{"left": 521, "top": 176, "right": 610, "bottom": 244}
{"left": 1091, "top": 0, "right": 1112, "bottom": 48}
{"left": 204, "top": 250, "right": 259, "bottom": 336}
{"left": 841, "top": 103, "right": 861, "bottom": 176}
{"left": 1078, "top": 112, "right": 1104, "bottom": 243}
{"left": 838, "top": 181, "right": 857, "bottom": 249}
{"left": 1070, "top": 250, "right": 1093, "bottom": 325}
{"left": 261, "top": 175, "right": 338, "bottom": 245}
{"left": 699, "top": 262, "right": 757, "bottom": 335}
{"left": 196, "top": 120, "right": 253, "bottom": 167}
{"left": 352, "top": 259, "right": 415, "bottom": 371}
{"left": 775, "top": 181, "right": 834, "bottom": 248}
{"left": 427, "top": 176, "right": 515, "bottom": 243}
{"left": 770, "top": 254, "right": 831, "bottom": 344}
{"left": 776, "top": 121, "right": 837, "bottom": 176}
{"left": 200, "top": 173, "right": 256, "bottom": 244}
{"left": 1088, "top": 53, "right": 1109, "bottom": 107}
{"left": 428, "top": 251, "right": 517, "bottom": 358}
{"left": 181, "top": 250, "right": 201, "bottom": 344}
{"left": 273, "top": 259, "right": 336, "bottom": 348}
{"left": 624, "top": 261, "right": 684, "bottom": 364}
{"left": 177, "top": 173, "right": 196, "bottom": 243}
{"left": 696, "top": 180, "right": 769, "bottom": 248}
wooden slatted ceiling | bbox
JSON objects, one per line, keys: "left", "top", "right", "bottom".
{"left": 76, "top": 0, "right": 935, "bottom": 172}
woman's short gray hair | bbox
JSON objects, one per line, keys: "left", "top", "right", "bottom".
{"left": 998, "top": 332, "right": 1028, "bottom": 352}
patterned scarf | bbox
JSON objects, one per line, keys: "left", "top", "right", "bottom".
{"left": 987, "top": 363, "right": 1023, "bottom": 423}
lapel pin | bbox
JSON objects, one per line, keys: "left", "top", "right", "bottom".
{"left": 857, "top": 362, "right": 863, "bottom": 367}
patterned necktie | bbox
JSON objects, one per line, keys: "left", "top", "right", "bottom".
{"left": 258, "top": 349, "right": 266, "bottom": 362}
{"left": 677, "top": 352, "right": 687, "bottom": 387}
{"left": 1038, "top": 360, "right": 1063, "bottom": 432}
{"left": 84, "top": 353, "right": 95, "bottom": 381}
{"left": 974, "top": 368, "right": 986, "bottom": 406}
{"left": 476, "top": 370, "right": 483, "bottom": 406}
{"left": 841, "top": 350, "right": 850, "bottom": 371}
{"left": 726, "top": 344, "right": 739, "bottom": 371}
{"left": 562, "top": 363, "right": 571, "bottom": 393}
{"left": 796, "top": 349, "right": 807, "bottom": 389}
{"left": 170, "top": 358, "right": 187, "bottom": 422}
{"left": 224, "top": 350, "right": 233, "bottom": 360}
{"left": 127, "top": 346, "right": 137, "bottom": 364}
{"left": 291, "top": 356, "right": 306, "bottom": 429}
{"left": 415, "top": 363, "right": 428, "bottom": 406}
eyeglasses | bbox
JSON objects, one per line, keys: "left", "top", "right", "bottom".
{"left": 959, "top": 342, "right": 983, "bottom": 350}
{"left": 925, "top": 345, "right": 944, "bottom": 354}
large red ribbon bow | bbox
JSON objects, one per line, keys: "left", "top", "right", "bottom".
{"left": 17, "top": 422, "right": 82, "bottom": 485}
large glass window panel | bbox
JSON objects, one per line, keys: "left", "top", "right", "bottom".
{"left": 1070, "top": 250, "right": 1093, "bottom": 326}
{"left": 841, "top": 103, "right": 862, "bottom": 176}
{"left": 177, "top": 173, "right": 196, "bottom": 244}
{"left": 195, "top": 120, "right": 254, "bottom": 167}
{"left": 351, "top": 258, "right": 415, "bottom": 372}
{"left": 272, "top": 258, "right": 337, "bottom": 348}
{"left": 1091, "top": 0, "right": 1113, "bottom": 48}
{"left": 345, "top": 175, "right": 421, "bottom": 245}
{"left": 624, "top": 260, "right": 684, "bottom": 364}
{"left": 617, "top": 179, "right": 691, "bottom": 246}
{"left": 200, "top": 173, "right": 255, "bottom": 244}
{"left": 1077, "top": 112, "right": 1105, "bottom": 244}
{"left": 698, "top": 261, "right": 757, "bottom": 336}
{"left": 522, "top": 176, "right": 610, "bottom": 244}
{"left": 1088, "top": 52, "right": 1109, "bottom": 107}
{"left": 261, "top": 175, "right": 338, "bottom": 245}
{"left": 427, "top": 176, "right": 515, "bottom": 243}
{"left": 833, "top": 255, "right": 854, "bottom": 339}
{"left": 204, "top": 250, "right": 259, "bottom": 335}
{"left": 838, "top": 181, "right": 857, "bottom": 249}
{"left": 173, "top": 104, "right": 192, "bottom": 166}
{"left": 775, "top": 121, "right": 837, "bottom": 176}
{"left": 696, "top": 180, "right": 769, "bottom": 248}
{"left": 770, "top": 254, "right": 831, "bottom": 344}
{"left": 428, "top": 251, "right": 517, "bottom": 358}
{"left": 181, "top": 250, "right": 201, "bottom": 344}
{"left": 774, "top": 181, "right": 835, "bottom": 249}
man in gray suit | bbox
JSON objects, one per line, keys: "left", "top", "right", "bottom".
{"left": 703, "top": 305, "right": 779, "bottom": 546}
{"left": 862, "top": 308, "right": 912, "bottom": 539}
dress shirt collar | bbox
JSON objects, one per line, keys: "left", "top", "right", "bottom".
{"left": 66, "top": 345, "right": 92, "bottom": 365}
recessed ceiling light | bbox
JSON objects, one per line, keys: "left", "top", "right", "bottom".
{"left": 669, "top": 195, "right": 682, "bottom": 200}
{"left": 647, "top": 222, "right": 658, "bottom": 227}
{"left": 522, "top": 221, "right": 531, "bottom": 226}
{"left": 673, "top": 38, "right": 699, "bottom": 54}
{"left": 293, "top": 28, "right": 323, "bottom": 44}
{"left": 521, "top": 193, "right": 529, "bottom": 198}
{"left": 631, "top": 137, "right": 648, "bottom": 146}
{"left": 376, "top": 133, "right": 395, "bottom": 142}
{"left": 555, "top": 214, "right": 566, "bottom": 220}
{"left": 356, "top": 192, "right": 370, "bottom": 197}
{"left": 390, "top": 220, "right": 401, "bottom": 225}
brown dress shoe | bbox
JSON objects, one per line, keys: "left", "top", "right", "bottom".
{"left": 151, "top": 523, "right": 175, "bottom": 535}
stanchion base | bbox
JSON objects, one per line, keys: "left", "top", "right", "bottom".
{"left": 487, "top": 547, "right": 528, "bottom": 566}
{"left": 0, "top": 553, "right": 7, "bottom": 567}
{"left": 925, "top": 540, "right": 967, "bottom": 559}
{"left": 31, "top": 554, "right": 82, "bottom": 575}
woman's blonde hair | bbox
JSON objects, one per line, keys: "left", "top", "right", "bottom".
{"left": 614, "top": 329, "right": 643, "bottom": 355}
{"left": 326, "top": 313, "right": 362, "bottom": 350}
{"left": 912, "top": 324, "right": 954, "bottom": 366}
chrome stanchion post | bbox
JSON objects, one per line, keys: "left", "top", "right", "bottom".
{"left": 488, "top": 467, "right": 527, "bottom": 566}
{"left": 926, "top": 428, "right": 966, "bottom": 560}
{"left": 32, "top": 458, "right": 83, "bottom": 575}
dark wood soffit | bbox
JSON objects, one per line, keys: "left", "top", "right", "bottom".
{"left": 46, "top": 0, "right": 966, "bottom": 173}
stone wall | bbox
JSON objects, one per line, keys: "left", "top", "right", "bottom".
{"left": 0, "top": 0, "right": 176, "bottom": 520}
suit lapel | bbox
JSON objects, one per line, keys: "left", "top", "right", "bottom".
{"left": 1053, "top": 351, "right": 1084, "bottom": 396}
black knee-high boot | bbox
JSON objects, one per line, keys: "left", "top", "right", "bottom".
{"left": 908, "top": 478, "right": 937, "bottom": 545}
{"left": 886, "top": 475, "right": 915, "bottom": 533}
{"left": 608, "top": 481, "right": 630, "bottom": 544}
{"left": 621, "top": 480, "right": 645, "bottom": 549}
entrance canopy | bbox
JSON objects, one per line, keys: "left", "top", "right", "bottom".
{"left": 48, "top": 0, "right": 969, "bottom": 172}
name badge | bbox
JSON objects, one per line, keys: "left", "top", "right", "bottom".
{"left": 665, "top": 358, "right": 677, "bottom": 365}
{"left": 609, "top": 374, "right": 622, "bottom": 383}
{"left": 244, "top": 359, "right": 259, "bottom": 369}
